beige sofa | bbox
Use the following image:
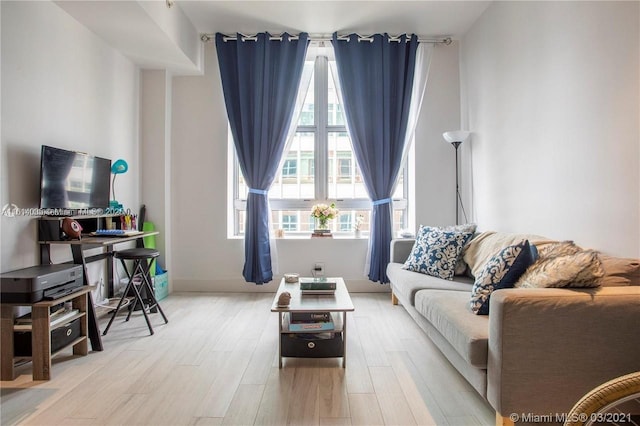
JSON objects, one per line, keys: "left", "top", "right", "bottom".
{"left": 387, "top": 234, "right": 640, "bottom": 425}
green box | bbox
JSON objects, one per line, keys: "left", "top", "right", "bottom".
{"left": 153, "top": 271, "right": 168, "bottom": 301}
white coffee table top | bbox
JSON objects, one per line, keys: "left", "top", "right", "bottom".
{"left": 271, "top": 277, "right": 354, "bottom": 313}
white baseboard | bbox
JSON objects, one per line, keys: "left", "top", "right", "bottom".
{"left": 173, "top": 277, "right": 390, "bottom": 293}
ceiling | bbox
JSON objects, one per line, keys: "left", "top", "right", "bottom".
{"left": 179, "top": 1, "right": 492, "bottom": 39}
{"left": 57, "top": 1, "right": 492, "bottom": 73}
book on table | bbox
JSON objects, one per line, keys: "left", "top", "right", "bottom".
{"left": 290, "top": 311, "right": 332, "bottom": 322}
{"left": 299, "top": 277, "right": 337, "bottom": 294}
{"left": 288, "top": 313, "right": 335, "bottom": 332}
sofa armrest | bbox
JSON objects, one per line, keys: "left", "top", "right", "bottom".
{"left": 390, "top": 238, "right": 415, "bottom": 264}
{"left": 488, "top": 286, "right": 640, "bottom": 418}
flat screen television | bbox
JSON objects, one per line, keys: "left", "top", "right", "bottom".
{"left": 39, "top": 145, "right": 111, "bottom": 211}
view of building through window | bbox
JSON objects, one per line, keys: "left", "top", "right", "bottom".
{"left": 233, "top": 51, "right": 408, "bottom": 236}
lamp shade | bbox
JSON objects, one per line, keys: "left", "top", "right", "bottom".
{"left": 111, "top": 159, "right": 128, "bottom": 175}
{"left": 443, "top": 131, "right": 471, "bottom": 144}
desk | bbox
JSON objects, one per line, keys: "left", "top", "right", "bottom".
{"left": 1, "top": 286, "right": 92, "bottom": 381}
{"left": 39, "top": 231, "right": 159, "bottom": 352}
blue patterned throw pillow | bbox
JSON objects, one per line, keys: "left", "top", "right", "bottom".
{"left": 403, "top": 225, "right": 474, "bottom": 280}
{"left": 469, "top": 240, "right": 538, "bottom": 315}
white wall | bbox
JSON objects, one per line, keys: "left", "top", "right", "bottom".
{"left": 0, "top": 1, "right": 140, "bottom": 289}
{"left": 140, "top": 70, "right": 172, "bottom": 286}
{"left": 169, "top": 42, "right": 460, "bottom": 292}
{"left": 460, "top": 1, "right": 640, "bottom": 257}
{"left": 414, "top": 41, "right": 465, "bottom": 228}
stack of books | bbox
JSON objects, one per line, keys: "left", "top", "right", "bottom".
{"left": 299, "top": 277, "right": 337, "bottom": 295}
{"left": 311, "top": 229, "right": 332, "bottom": 238}
{"left": 288, "top": 311, "right": 334, "bottom": 332}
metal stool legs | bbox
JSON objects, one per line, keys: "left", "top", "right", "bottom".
{"left": 102, "top": 255, "right": 168, "bottom": 336}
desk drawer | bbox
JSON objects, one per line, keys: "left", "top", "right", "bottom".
{"left": 14, "top": 318, "right": 81, "bottom": 357}
{"left": 281, "top": 333, "right": 343, "bottom": 358}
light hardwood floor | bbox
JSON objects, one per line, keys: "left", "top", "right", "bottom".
{"left": 1, "top": 293, "right": 493, "bottom": 425}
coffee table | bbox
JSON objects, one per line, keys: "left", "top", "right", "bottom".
{"left": 271, "top": 277, "right": 354, "bottom": 368}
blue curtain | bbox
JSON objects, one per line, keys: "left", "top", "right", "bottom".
{"left": 332, "top": 33, "right": 418, "bottom": 283}
{"left": 216, "top": 32, "right": 309, "bottom": 284}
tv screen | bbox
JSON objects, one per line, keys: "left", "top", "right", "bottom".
{"left": 39, "top": 145, "right": 111, "bottom": 210}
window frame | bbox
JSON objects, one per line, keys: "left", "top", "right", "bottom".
{"left": 230, "top": 52, "right": 409, "bottom": 236}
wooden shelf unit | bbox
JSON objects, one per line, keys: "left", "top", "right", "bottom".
{"left": 1, "top": 286, "right": 93, "bottom": 381}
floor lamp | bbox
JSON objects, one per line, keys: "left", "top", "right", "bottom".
{"left": 443, "top": 131, "right": 470, "bottom": 225}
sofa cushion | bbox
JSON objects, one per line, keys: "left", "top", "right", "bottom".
{"left": 470, "top": 240, "right": 538, "bottom": 315}
{"left": 598, "top": 255, "right": 640, "bottom": 286}
{"left": 403, "top": 225, "right": 474, "bottom": 280}
{"left": 387, "top": 262, "right": 473, "bottom": 306}
{"left": 414, "top": 289, "right": 489, "bottom": 368}
{"left": 463, "top": 231, "right": 556, "bottom": 278}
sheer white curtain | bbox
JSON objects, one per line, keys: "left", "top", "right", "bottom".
{"left": 330, "top": 42, "right": 433, "bottom": 277}
{"left": 269, "top": 55, "right": 314, "bottom": 275}
{"left": 400, "top": 44, "right": 433, "bottom": 167}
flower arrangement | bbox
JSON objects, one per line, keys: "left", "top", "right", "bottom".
{"left": 354, "top": 214, "right": 365, "bottom": 231}
{"left": 311, "top": 202, "right": 339, "bottom": 230}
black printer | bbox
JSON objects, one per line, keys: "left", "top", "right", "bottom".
{"left": 0, "top": 264, "right": 84, "bottom": 303}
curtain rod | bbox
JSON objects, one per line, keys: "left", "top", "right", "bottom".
{"left": 200, "top": 33, "right": 452, "bottom": 45}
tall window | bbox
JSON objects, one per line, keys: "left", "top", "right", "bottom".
{"left": 231, "top": 50, "right": 409, "bottom": 236}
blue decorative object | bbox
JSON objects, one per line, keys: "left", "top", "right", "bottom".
{"left": 332, "top": 32, "right": 418, "bottom": 283}
{"left": 110, "top": 159, "right": 128, "bottom": 209}
{"left": 215, "top": 32, "right": 309, "bottom": 284}
{"left": 403, "top": 225, "right": 474, "bottom": 280}
{"left": 469, "top": 240, "right": 538, "bottom": 315}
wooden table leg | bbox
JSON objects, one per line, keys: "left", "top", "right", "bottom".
{"left": 1, "top": 306, "right": 15, "bottom": 380}
{"left": 342, "top": 312, "right": 347, "bottom": 368}
{"left": 31, "top": 305, "right": 51, "bottom": 381}
{"left": 278, "top": 312, "right": 283, "bottom": 368}
{"left": 71, "top": 245, "right": 103, "bottom": 352}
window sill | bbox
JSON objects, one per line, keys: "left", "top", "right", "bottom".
{"left": 228, "top": 235, "right": 369, "bottom": 240}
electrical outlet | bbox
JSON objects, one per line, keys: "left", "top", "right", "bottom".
{"left": 313, "top": 262, "right": 325, "bottom": 277}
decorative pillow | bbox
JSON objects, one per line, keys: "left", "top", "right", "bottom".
{"left": 463, "top": 231, "right": 556, "bottom": 278}
{"left": 402, "top": 225, "right": 474, "bottom": 280}
{"left": 469, "top": 240, "right": 537, "bottom": 315}
{"left": 433, "top": 224, "right": 477, "bottom": 275}
{"left": 516, "top": 250, "right": 604, "bottom": 288}
{"left": 598, "top": 255, "right": 640, "bottom": 286}
{"left": 537, "top": 240, "right": 582, "bottom": 259}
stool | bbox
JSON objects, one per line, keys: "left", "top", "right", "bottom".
{"left": 102, "top": 248, "right": 168, "bottom": 336}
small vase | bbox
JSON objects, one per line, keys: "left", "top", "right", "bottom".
{"left": 354, "top": 229, "right": 361, "bottom": 238}
{"left": 315, "top": 217, "right": 330, "bottom": 232}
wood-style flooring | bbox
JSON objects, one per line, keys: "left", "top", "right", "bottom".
{"left": 1, "top": 293, "right": 493, "bottom": 425}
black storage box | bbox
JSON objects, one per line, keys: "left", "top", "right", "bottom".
{"left": 14, "top": 318, "right": 81, "bottom": 357}
{"left": 281, "top": 333, "right": 344, "bottom": 358}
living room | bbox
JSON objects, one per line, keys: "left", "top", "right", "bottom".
{"left": 1, "top": 1, "right": 638, "bottom": 425}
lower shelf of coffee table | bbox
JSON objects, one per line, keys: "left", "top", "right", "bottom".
{"left": 280, "top": 332, "right": 344, "bottom": 358}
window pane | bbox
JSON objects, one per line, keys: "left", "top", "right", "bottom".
{"left": 268, "top": 132, "right": 315, "bottom": 199}
{"left": 239, "top": 210, "right": 246, "bottom": 234}
{"left": 238, "top": 171, "right": 248, "bottom": 199}
{"left": 328, "top": 67, "right": 345, "bottom": 126}
{"left": 328, "top": 132, "right": 367, "bottom": 199}
{"left": 297, "top": 62, "right": 315, "bottom": 126}
{"left": 393, "top": 171, "right": 404, "bottom": 198}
